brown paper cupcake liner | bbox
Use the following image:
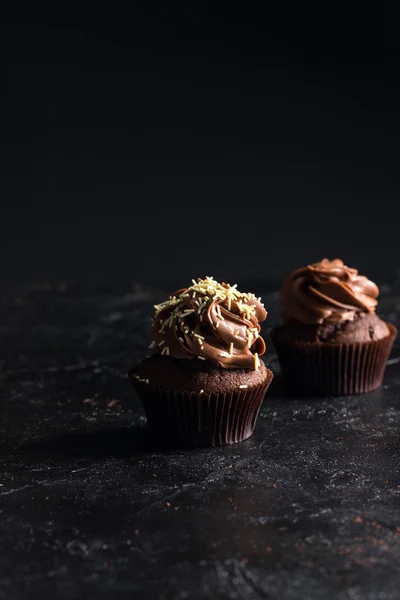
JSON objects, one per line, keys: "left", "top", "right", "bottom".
{"left": 132, "top": 370, "right": 274, "bottom": 448}
{"left": 272, "top": 324, "right": 397, "bottom": 397}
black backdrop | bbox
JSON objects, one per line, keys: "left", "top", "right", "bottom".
{"left": 1, "top": 3, "right": 399, "bottom": 287}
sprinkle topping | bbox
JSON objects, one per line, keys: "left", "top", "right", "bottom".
{"left": 150, "top": 276, "right": 267, "bottom": 370}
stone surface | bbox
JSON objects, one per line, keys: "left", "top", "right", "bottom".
{"left": 1, "top": 277, "right": 400, "bottom": 600}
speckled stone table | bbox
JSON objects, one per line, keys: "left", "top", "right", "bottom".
{"left": 1, "top": 277, "right": 400, "bottom": 600}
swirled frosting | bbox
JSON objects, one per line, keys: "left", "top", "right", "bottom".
{"left": 281, "top": 259, "right": 379, "bottom": 324}
{"left": 150, "top": 277, "right": 267, "bottom": 370}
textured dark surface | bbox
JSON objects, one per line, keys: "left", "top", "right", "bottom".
{"left": 1, "top": 277, "right": 400, "bottom": 600}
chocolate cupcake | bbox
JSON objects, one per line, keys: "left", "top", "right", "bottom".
{"left": 129, "top": 277, "right": 274, "bottom": 447}
{"left": 272, "top": 259, "right": 397, "bottom": 396}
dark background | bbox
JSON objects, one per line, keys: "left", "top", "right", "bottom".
{"left": 1, "top": 2, "right": 399, "bottom": 287}
{"left": 2, "top": 7, "right": 400, "bottom": 598}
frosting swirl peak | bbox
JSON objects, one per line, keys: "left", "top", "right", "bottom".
{"left": 281, "top": 259, "right": 379, "bottom": 324}
{"left": 150, "top": 277, "right": 267, "bottom": 370}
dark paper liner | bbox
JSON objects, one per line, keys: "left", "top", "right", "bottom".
{"left": 131, "top": 370, "right": 274, "bottom": 448}
{"left": 271, "top": 324, "right": 397, "bottom": 397}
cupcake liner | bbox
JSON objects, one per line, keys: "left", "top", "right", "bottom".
{"left": 131, "top": 370, "right": 274, "bottom": 448}
{"left": 272, "top": 324, "right": 397, "bottom": 397}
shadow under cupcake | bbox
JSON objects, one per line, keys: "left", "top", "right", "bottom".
{"left": 129, "top": 276, "right": 274, "bottom": 447}
{"left": 271, "top": 259, "right": 397, "bottom": 397}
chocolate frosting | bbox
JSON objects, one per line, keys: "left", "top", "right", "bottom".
{"left": 150, "top": 277, "right": 267, "bottom": 370}
{"left": 281, "top": 259, "right": 379, "bottom": 325}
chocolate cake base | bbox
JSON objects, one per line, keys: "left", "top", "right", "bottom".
{"left": 129, "top": 356, "right": 274, "bottom": 447}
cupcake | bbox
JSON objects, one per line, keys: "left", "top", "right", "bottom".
{"left": 271, "top": 259, "right": 397, "bottom": 396}
{"left": 129, "top": 276, "right": 274, "bottom": 447}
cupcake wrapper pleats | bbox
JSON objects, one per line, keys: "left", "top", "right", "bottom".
{"left": 272, "top": 324, "right": 397, "bottom": 397}
{"left": 132, "top": 371, "right": 273, "bottom": 447}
